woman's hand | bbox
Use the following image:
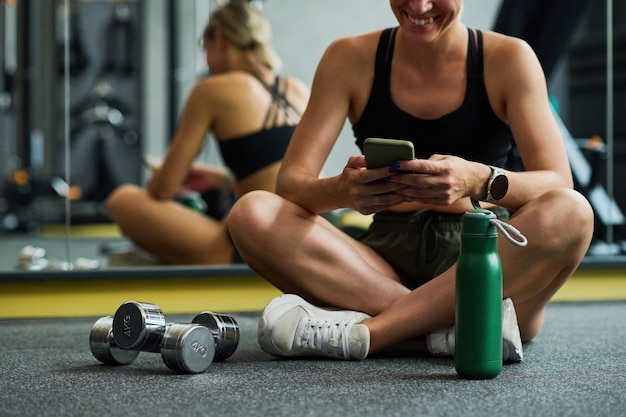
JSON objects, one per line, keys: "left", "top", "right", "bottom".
{"left": 182, "top": 165, "right": 235, "bottom": 195}
{"left": 385, "top": 154, "right": 489, "bottom": 206}
{"left": 338, "top": 155, "right": 411, "bottom": 214}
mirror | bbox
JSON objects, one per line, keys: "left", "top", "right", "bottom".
{"left": 1, "top": 0, "right": 623, "bottom": 276}
{"left": 553, "top": 0, "right": 625, "bottom": 257}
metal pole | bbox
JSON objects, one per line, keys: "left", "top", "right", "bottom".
{"left": 606, "top": 0, "right": 614, "bottom": 248}
{"left": 64, "top": 0, "right": 72, "bottom": 269}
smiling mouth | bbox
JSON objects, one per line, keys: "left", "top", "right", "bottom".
{"left": 406, "top": 14, "right": 435, "bottom": 26}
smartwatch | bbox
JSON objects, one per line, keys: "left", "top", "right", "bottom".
{"left": 483, "top": 165, "right": 508, "bottom": 203}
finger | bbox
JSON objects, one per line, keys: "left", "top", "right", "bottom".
{"left": 347, "top": 155, "right": 367, "bottom": 169}
{"left": 362, "top": 194, "right": 408, "bottom": 214}
{"left": 393, "top": 158, "right": 439, "bottom": 175}
{"left": 359, "top": 166, "right": 398, "bottom": 184}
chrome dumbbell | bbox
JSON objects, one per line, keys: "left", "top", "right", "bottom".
{"left": 111, "top": 301, "right": 241, "bottom": 362}
{"left": 191, "top": 311, "right": 240, "bottom": 361}
{"left": 89, "top": 315, "right": 140, "bottom": 365}
{"left": 111, "top": 301, "right": 215, "bottom": 374}
{"left": 90, "top": 311, "right": 215, "bottom": 374}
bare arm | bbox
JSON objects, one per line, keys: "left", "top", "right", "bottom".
{"left": 148, "top": 81, "right": 215, "bottom": 199}
{"left": 277, "top": 35, "right": 409, "bottom": 214}
{"left": 490, "top": 34, "right": 573, "bottom": 210}
{"left": 275, "top": 39, "right": 355, "bottom": 213}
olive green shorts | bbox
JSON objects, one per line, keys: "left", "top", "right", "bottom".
{"left": 355, "top": 207, "right": 510, "bottom": 290}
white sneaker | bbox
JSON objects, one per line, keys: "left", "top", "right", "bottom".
{"left": 257, "top": 294, "right": 371, "bottom": 360}
{"left": 501, "top": 297, "right": 523, "bottom": 362}
{"left": 426, "top": 297, "right": 523, "bottom": 363}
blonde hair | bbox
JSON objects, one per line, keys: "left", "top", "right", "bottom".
{"left": 203, "top": 0, "right": 281, "bottom": 71}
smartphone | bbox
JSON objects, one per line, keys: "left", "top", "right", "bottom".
{"left": 364, "top": 138, "right": 415, "bottom": 169}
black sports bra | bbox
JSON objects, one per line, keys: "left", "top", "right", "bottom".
{"left": 352, "top": 27, "right": 514, "bottom": 167}
{"left": 218, "top": 74, "right": 301, "bottom": 180}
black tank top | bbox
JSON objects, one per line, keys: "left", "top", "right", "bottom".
{"left": 352, "top": 28, "right": 514, "bottom": 167}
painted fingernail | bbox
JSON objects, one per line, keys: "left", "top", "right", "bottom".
{"left": 392, "top": 161, "right": 401, "bottom": 169}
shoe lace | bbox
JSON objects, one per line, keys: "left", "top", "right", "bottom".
{"left": 298, "top": 317, "right": 357, "bottom": 360}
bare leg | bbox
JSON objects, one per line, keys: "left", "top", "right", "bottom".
{"left": 227, "top": 190, "right": 411, "bottom": 314}
{"left": 106, "top": 184, "right": 235, "bottom": 265}
{"left": 228, "top": 188, "right": 593, "bottom": 355}
{"left": 364, "top": 189, "right": 594, "bottom": 353}
{"left": 499, "top": 189, "right": 594, "bottom": 340}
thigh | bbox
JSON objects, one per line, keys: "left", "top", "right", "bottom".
{"left": 269, "top": 193, "right": 404, "bottom": 283}
{"left": 314, "top": 209, "right": 404, "bottom": 283}
{"left": 108, "top": 186, "right": 231, "bottom": 262}
{"left": 229, "top": 191, "right": 407, "bottom": 311}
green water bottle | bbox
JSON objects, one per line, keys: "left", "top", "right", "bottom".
{"left": 455, "top": 208, "right": 502, "bottom": 379}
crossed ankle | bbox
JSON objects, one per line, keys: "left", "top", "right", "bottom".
{"left": 425, "top": 298, "right": 524, "bottom": 363}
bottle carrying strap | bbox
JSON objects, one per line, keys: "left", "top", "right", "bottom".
{"left": 490, "top": 218, "right": 528, "bottom": 247}
{"left": 470, "top": 197, "right": 528, "bottom": 247}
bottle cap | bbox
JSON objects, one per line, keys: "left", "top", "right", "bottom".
{"left": 461, "top": 209, "right": 497, "bottom": 237}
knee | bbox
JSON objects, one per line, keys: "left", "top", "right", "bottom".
{"left": 226, "top": 190, "right": 281, "bottom": 237}
{"left": 548, "top": 188, "right": 594, "bottom": 242}
{"left": 105, "top": 184, "right": 144, "bottom": 217}
{"left": 524, "top": 188, "right": 594, "bottom": 252}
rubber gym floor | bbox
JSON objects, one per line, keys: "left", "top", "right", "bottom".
{"left": 0, "top": 230, "right": 625, "bottom": 417}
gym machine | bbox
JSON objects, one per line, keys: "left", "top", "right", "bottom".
{"left": 1, "top": 0, "right": 143, "bottom": 232}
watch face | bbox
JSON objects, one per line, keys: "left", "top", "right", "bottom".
{"left": 491, "top": 174, "right": 509, "bottom": 200}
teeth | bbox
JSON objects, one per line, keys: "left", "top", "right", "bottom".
{"left": 407, "top": 15, "right": 434, "bottom": 26}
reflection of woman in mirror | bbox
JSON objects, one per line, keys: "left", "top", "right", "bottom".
{"left": 105, "top": 0, "right": 309, "bottom": 265}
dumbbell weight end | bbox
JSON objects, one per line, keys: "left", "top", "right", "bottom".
{"left": 90, "top": 316, "right": 139, "bottom": 365}
{"left": 160, "top": 323, "right": 215, "bottom": 374}
{"left": 112, "top": 301, "right": 166, "bottom": 352}
{"left": 191, "top": 311, "right": 240, "bottom": 361}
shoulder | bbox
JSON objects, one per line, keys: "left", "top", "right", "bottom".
{"left": 195, "top": 71, "right": 258, "bottom": 91}
{"left": 481, "top": 30, "right": 542, "bottom": 75}
{"left": 481, "top": 31, "right": 546, "bottom": 90}
{"left": 191, "top": 71, "right": 262, "bottom": 104}
{"left": 311, "top": 29, "right": 383, "bottom": 94}
{"left": 282, "top": 75, "right": 309, "bottom": 95}
{"left": 321, "top": 30, "right": 383, "bottom": 68}
{"left": 480, "top": 30, "right": 549, "bottom": 121}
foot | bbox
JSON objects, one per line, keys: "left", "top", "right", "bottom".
{"left": 426, "top": 297, "right": 523, "bottom": 363}
{"left": 501, "top": 297, "right": 523, "bottom": 362}
{"left": 257, "top": 294, "right": 371, "bottom": 360}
